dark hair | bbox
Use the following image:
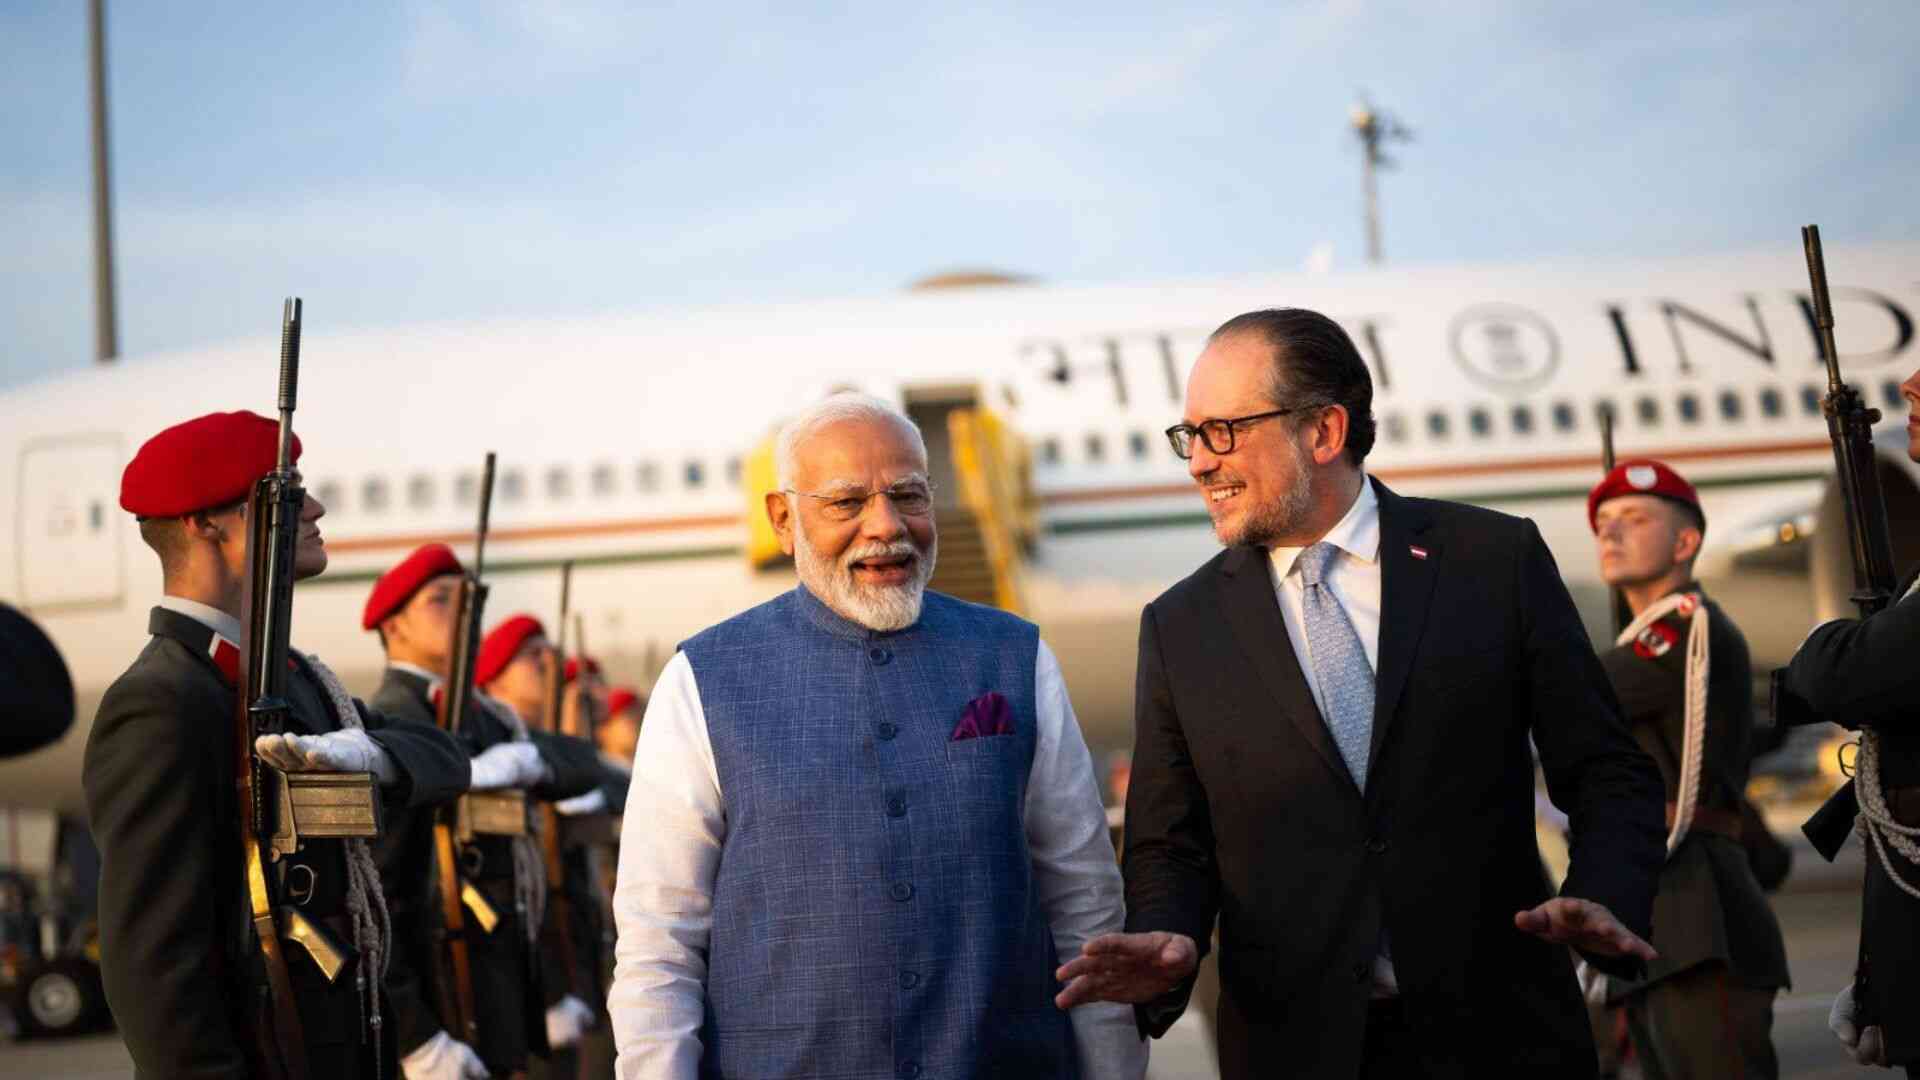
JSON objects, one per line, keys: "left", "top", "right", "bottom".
{"left": 1210, "top": 308, "right": 1377, "bottom": 465}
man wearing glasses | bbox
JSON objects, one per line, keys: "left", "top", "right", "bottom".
{"left": 607, "top": 392, "right": 1145, "bottom": 1079}
{"left": 1054, "top": 308, "right": 1666, "bottom": 1078}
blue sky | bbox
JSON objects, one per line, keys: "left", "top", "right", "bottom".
{"left": 4, "top": 1, "right": 1917, "bottom": 390}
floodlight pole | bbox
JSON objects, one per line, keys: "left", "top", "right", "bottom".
{"left": 1350, "top": 99, "right": 1409, "bottom": 267}
{"left": 88, "top": 0, "right": 120, "bottom": 364}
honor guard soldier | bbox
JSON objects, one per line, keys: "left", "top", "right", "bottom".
{"left": 85, "top": 411, "right": 471, "bottom": 1079}
{"left": 598, "top": 688, "right": 643, "bottom": 767}
{"left": 1781, "top": 379, "right": 1920, "bottom": 1077}
{"left": 362, "top": 545, "right": 606, "bottom": 1080}
{"left": 1588, "top": 460, "right": 1790, "bottom": 1078}
{"left": 477, "top": 615, "right": 609, "bottom": 1076}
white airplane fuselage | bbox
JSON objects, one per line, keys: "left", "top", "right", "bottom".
{"left": 5, "top": 243, "right": 1920, "bottom": 814}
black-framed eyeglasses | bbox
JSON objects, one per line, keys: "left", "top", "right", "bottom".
{"left": 1164, "top": 407, "right": 1311, "bottom": 460}
{"left": 783, "top": 480, "right": 935, "bottom": 522}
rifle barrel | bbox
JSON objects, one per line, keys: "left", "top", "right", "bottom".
{"left": 473, "top": 452, "right": 497, "bottom": 578}
{"left": 1802, "top": 226, "right": 1845, "bottom": 389}
{"left": 276, "top": 298, "right": 302, "bottom": 468}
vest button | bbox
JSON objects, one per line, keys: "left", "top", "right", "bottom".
{"left": 899, "top": 1061, "right": 921, "bottom": 1079}
{"left": 876, "top": 722, "right": 898, "bottom": 740}
{"left": 1367, "top": 837, "right": 1389, "bottom": 854}
{"left": 1352, "top": 961, "right": 1371, "bottom": 984}
{"left": 898, "top": 970, "right": 919, "bottom": 989}
{"left": 886, "top": 795, "right": 908, "bottom": 818}
{"left": 890, "top": 882, "right": 915, "bottom": 902}
{"left": 869, "top": 647, "right": 892, "bottom": 665}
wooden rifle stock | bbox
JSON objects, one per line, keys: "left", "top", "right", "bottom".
{"left": 430, "top": 452, "right": 496, "bottom": 1044}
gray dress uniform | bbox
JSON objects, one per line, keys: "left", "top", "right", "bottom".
{"left": 1601, "top": 587, "right": 1790, "bottom": 1079}
{"left": 84, "top": 607, "right": 470, "bottom": 1080}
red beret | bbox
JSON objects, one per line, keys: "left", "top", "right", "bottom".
{"left": 120, "top": 410, "right": 304, "bottom": 517}
{"left": 606, "top": 687, "right": 642, "bottom": 717}
{"left": 1588, "top": 458, "right": 1703, "bottom": 533}
{"left": 476, "top": 614, "right": 546, "bottom": 687}
{"left": 564, "top": 656, "right": 602, "bottom": 684}
{"left": 362, "top": 543, "right": 465, "bottom": 631}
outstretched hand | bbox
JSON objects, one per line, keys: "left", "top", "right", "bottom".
{"left": 1514, "top": 897, "right": 1656, "bottom": 962}
{"left": 1053, "top": 931, "right": 1199, "bottom": 1010}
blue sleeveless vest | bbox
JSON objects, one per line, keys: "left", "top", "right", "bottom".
{"left": 680, "top": 586, "right": 1078, "bottom": 1080}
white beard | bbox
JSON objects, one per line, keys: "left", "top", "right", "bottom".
{"left": 794, "top": 524, "right": 937, "bottom": 632}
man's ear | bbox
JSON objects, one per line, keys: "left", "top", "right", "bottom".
{"left": 1311, "top": 405, "right": 1351, "bottom": 466}
{"left": 765, "top": 491, "right": 797, "bottom": 557}
{"left": 1674, "top": 524, "right": 1704, "bottom": 566}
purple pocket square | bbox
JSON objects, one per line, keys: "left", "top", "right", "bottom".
{"left": 951, "top": 691, "right": 1014, "bottom": 741}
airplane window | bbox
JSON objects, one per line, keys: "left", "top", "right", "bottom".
{"left": 499, "top": 469, "right": 525, "bottom": 503}
{"left": 1467, "top": 408, "right": 1492, "bottom": 438}
{"left": 1085, "top": 434, "right": 1106, "bottom": 462}
{"left": 454, "top": 473, "right": 477, "bottom": 506}
{"left": 315, "top": 480, "right": 344, "bottom": 512}
{"left": 590, "top": 463, "right": 617, "bottom": 497}
{"left": 1551, "top": 402, "right": 1576, "bottom": 432}
{"left": 546, "top": 466, "right": 572, "bottom": 500}
{"left": 1677, "top": 394, "right": 1700, "bottom": 424}
{"left": 684, "top": 460, "right": 705, "bottom": 489}
{"left": 1637, "top": 396, "right": 1660, "bottom": 426}
{"left": 1040, "top": 438, "right": 1061, "bottom": 465}
{"left": 1382, "top": 413, "right": 1408, "bottom": 443}
{"left": 90, "top": 501, "right": 104, "bottom": 532}
{"left": 1718, "top": 390, "right": 1743, "bottom": 421}
{"left": 1885, "top": 380, "right": 1905, "bottom": 410}
{"left": 361, "top": 477, "right": 390, "bottom": 514}
{"left": 1801, "top": 386, "right": 1823, "bottom": 415}
{"left": 1758, "top": 387, "right": 1783, "bottom": 419}
{"left": 407, "top": 474, "right": 435, "bottom": 509}
{"left": 723, "top": 457, "right": 742, "bottom": 487}
{"left": 1426, "top": 411, "right": 1450, "bottom": 439}
{"left": 1509, "top": 405, "right": 1534, "bottom": 435}
{"left": 1128, "top": 431, "right": 1150, "bottom": 460}
{"left": 636, "top": 461, "right": 660, "bottom": 493}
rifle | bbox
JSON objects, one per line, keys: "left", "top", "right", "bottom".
{"left": 235, "top": 299, "right": 380, "bottom": 1080}
{"left": 430, "top": 452, "right": 497, "bottom": 1045}
{"left": 1598, "top": 404, "right": 1631, "bottom": 636}
{"left": 536, "top": 563, "right": 585, "bottom": 996}
{"left": 1773, "top": 225, "right": 1900, "bottom": 858}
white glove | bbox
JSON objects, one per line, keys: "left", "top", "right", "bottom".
{"left": 555, "top": 787, "right": 609, "bottom": 817}
{"left": 1829, "top": 982, "right": 1887, "bottom": 1065}
{"left": 401, "top": 1030, "right": 490, "bottom": 1080}
{"left": 255, "top": 729, "right": 397, "bottom": 784}
{"left": 545, "top": 994, "right": 596, "bottom": 1048}
{"left": 468, "top": 742, "right": 552, "bottom": 792}
{"left": 1574, "top": 960, "right": 1608, "bottom": 1006}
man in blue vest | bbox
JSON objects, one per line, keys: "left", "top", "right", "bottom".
{"left": 607, "top": 392, "right": 1145, "bottom": 1080}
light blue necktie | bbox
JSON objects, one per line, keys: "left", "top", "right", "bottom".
{"left": 1298, "top": 541, "right": 1375, "bottom": 791}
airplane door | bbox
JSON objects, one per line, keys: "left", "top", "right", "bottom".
{"left": 16, "top": 436, "right": 125, "bottom": 610}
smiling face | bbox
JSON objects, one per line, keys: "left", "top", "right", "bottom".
{"left": 766, "top": 416, "right": 938, "bottom": 631}
{"left": 1182, "top": 332, "right": 1319, "bottom": 547}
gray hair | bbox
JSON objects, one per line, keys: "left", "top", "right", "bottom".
{"left": 773, "top": 392, "right": 927, "bottom": 490}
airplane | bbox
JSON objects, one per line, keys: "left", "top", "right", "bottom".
{"left": 3, "top": 239, "right": 1919, "bottom": 829}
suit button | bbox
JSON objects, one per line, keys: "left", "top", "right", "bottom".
{"left": 1352, "top": 961, "right": 1371, "bottom": 984}
{"left": 869, "top": 647, "right": 892, "bottom": 665}
{"left": 876, "top": 722, "right": 899, "bottom": 740}
{"left": 899, "top": 970, "right": 919, "bottom": 989}
{"left": 891, "top": 882, "right": 915, "bottom": 902}
{"left": 899, "top": 1061, "right": 921, "bottom": 1078}
{"left": 886, "top": 795, "right": 908, "bottom": 817}
{"left": 1367, "top": 838, "right": 1390, "bottom": 854}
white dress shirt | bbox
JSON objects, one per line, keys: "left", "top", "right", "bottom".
{"left": 1266, "top": 475, "right": 1399, "bottom": 995}
{"left": 607, "top": 639, "right": 1147, "bottom": 1080}
{"left": 157, "top": 594, "right": 243, "bottom": 645}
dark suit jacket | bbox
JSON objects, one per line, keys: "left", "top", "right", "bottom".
{"left": 83, "top": 607, "right": 469, "bottom": 1080}
{"left": 1122, "top": 479, "right": 1666, "bottom": 1080}
{"left": 369, "top": 667, "right": 604, "bottom": 1068}
{"left": 1785, "top": 567, "right": 1920, "bottom": 1064}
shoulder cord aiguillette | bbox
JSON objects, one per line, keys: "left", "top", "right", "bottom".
{"left": 1615, "top": 592, "right": 1708, "bottom": 858}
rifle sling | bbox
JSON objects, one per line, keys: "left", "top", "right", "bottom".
{"left": 246, "top": 832, "right": 308, "bottom": 1080}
